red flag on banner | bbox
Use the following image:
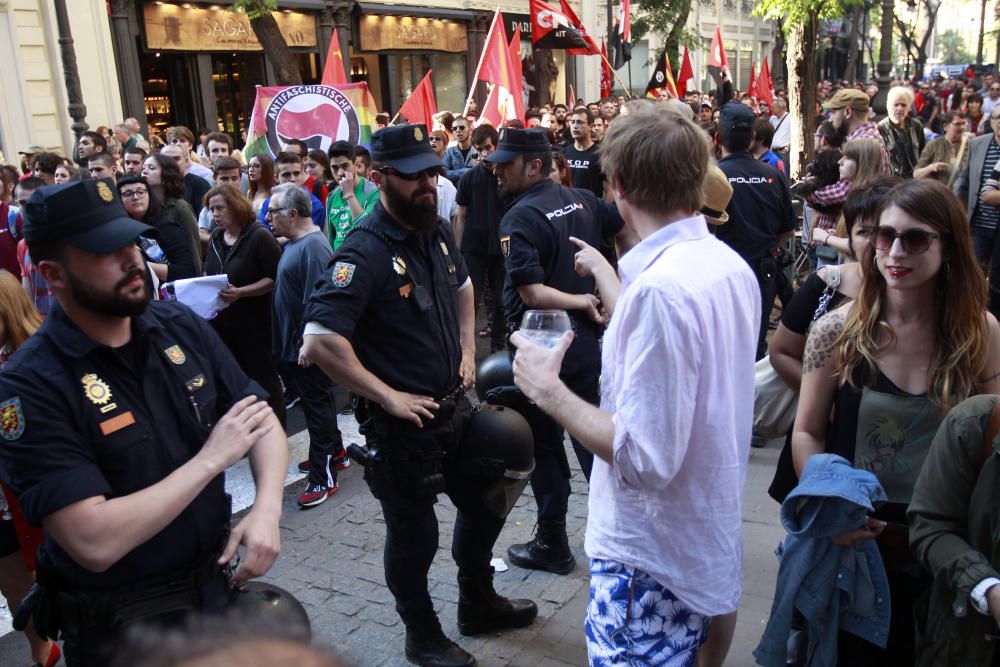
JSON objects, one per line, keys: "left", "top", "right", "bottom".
{"left": 677, "top": 46, "right": 694, "bottom": 98}
{"left": 748, "top": 61, "right": 758, "bottom": 99}
{"left": 398, "top": 70, "right": 437, "bottom": 130}
{"left": 600, "top": 40, "right": 612, "bottom": 99}
{"left": 321, "top": 27, "right": 348, "bottom": 85}
{"left": 466, "top": 10, "right": 523, "bottom": 116}
{"left": 708, "top": 27, "right": 729, "bottom": 69}
{"left": 758, "top": 58, "right": 774, "bottom": 106}
{"left": 558, "top": 0, "right": 601, "bottom": 55}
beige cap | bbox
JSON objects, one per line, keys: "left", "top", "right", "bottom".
{"left": 701, "top": 165, "right": 732, "bottom": 226}
{"left": 823, "top": 88, "right": 870, "bottom": 112}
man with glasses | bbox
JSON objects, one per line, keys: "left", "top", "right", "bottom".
{"left": 954, "top": 110, "right": 1000, "bottom": 264}
{"left": 915, "top": 111, "right": 970, "bottom": 184}
{"left": 300, "top": 124, "right": 537, "bottom": 666}
{"left": 443, "top": 118, "right": 475, "bottom": 184}
{"left": 259, "top": 152, "right": 325, "bottom": 231}
{"left": 563, "top": 107, "right": 605, "bottom": 198}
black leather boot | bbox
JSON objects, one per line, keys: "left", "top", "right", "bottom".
{"left": 506, "top": 519, "right": 575, "bottom": 574}
{"left": 457, "top": 569, "right": 538, "bottom": 636}
{"left": 404, "top": 615, "right": 476, "bottom": 667}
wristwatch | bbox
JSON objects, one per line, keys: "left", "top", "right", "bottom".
{"left": 971, "top": 577, "right": 1000, "bottom": 615}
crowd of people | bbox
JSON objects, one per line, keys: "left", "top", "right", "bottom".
{"left": 0, "top": 67, "right": 1000, "bottom": 667}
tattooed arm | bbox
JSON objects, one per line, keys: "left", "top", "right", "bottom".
{"left": 791, "top": 308, "right": 847, "bottom": 477}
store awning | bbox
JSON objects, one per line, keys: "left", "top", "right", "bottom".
{"left": 356, "top": 3, "right": 476, "bottom": 21}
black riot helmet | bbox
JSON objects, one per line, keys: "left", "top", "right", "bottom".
{"left": 226, "top": 581, "right": 312, "bottom": 641}
{"left": 475, "top": 351, "right": 514, "bottom": 400}
{"left": 462, "top": 405, "right": 534, "bottom": 517}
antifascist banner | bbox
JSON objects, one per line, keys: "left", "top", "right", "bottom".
{"left": 529, "top": 0, "right": 595, "bottom": 53}
{"left": 243, "top": 83, "right": 379, "bottom": 159}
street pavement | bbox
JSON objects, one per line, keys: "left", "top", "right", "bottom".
{"left": 0, "top": 412, "right": 786, "bottom": 666}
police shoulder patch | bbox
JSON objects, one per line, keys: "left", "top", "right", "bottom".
{"left": 500, "top": 235, "right": 511, "bottom": 257}
{"left": 0, "top": 397, "right": 25, "bottom": 440}
{"left": 332, "top": 261, "right": 357, "bottom": 287}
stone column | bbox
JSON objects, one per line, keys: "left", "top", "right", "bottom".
{"left": 109, "top": 0, "right": 147, "bottom": 132}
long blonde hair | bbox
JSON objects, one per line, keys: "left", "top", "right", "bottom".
{"left": 843, "top": 139, "right": 886, "bottom": 189}
{"left": 837, "top": 180, "right": 989, "bottom": 410}
{"left": 0, "top": 270, "right": 40, "bottom": 351}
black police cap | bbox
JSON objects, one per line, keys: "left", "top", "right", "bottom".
{"left": 719, "top": 102, "right": 756, "bottom": 131}
{"left": 22, "top": 179, "right": 156, "bottom": 254}
{"left": 370, "top": 124, "right": 443, "bottom": 174}
{"left": 484, "top": 128, "right": 552, "bottom": 165}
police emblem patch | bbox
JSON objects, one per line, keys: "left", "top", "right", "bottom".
{"left": 81, "top": 374, "right": 112, "bottom": 405}
{"left": 164, "top": 345, "right": 186, "bottom": 365}
{"left": 96, "top": 181, "right": 114, "bottom": 202}
{"left": 500, "top": 235, "right": 511, "bottom": 257}
{"left": 332, "top": 261, "right": 356, "bottom": 287}
{"left": 392, "top": 255, "right": 407, "bottom": 276}
{"left": 0, "top": 397, "right": 24, "bottom": 441}
{"left": 414, "top": 127, "right": 424, "bottom": 142}
{"left": 439, "top": 242, "right": 449, "bottom": 256}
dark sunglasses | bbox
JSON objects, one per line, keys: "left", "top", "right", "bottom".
{"left": 378, "top": 166, "right": 438, "bottom": 181}
{"left": 873, "top": 226, "right": 942, "bottom": 254}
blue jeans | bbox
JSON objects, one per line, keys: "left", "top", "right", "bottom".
{"left": 971, "top": 224, "right": 996, "bottom": 266}
{"left": 585, "top": 558, "right": 711, "bottom": 666}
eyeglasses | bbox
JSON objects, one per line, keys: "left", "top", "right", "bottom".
{"left": 377, "top": 166, "right": 438, "bottom": 181}
{"left": 120, "top": 188, "right": 148, "bottom": 199}
{"left": 873, "top": 226, "right": 942, "bottom": 254}
{"left": 265, "top": 206, "right": 289, "bottom": 217}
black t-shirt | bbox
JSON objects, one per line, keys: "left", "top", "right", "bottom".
{"left": 499, "top": 179, "right": 623, "bottom": 379}
{"left": 303, "top": 202, "right": 470, "bottom": 397}
{"left": 715, "top": 152, "right": 795, "bottom": 263}
{"left": 455, "top": 164, "right": 505, "bottom": 256}
{"left": 780, "top": 271, "right": 849, "bottom": 334}
{"left": 0, "top": 302, "right": 263, "bottom": 587}
{"left": 562, "top": 144, "right": 604, "bottom": 198}
{"left": 183, "top": 173, "right": 211, "bottom": 217}
{"left": 203, "top": 222, "right": 281, "bottom": 338}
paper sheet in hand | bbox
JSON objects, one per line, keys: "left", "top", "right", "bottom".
{"left": 170, "top": 275, "right": 230, "bottom": 319}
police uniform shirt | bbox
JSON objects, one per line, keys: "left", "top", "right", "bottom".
{"left": 714, "top": 153, "right": 795, "bottom": 263}
{"left": 455, "top": 164, "right": 506, "bottom": 257}
{"left": 303, "top": 201, "right": 470, "bottom": 398}
{"left": 0, "top": 301, "right": 265, "bottom": 587}
{"left": 499, "top": 179, "right": 623, "bottom": 379}
{"left": 562, "top": 144, "right": 604, "bottom": 198}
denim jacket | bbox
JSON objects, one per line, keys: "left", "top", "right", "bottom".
{"left": 754, "top": 454, "right": 891, "bottom": 667}
{"left": 442, "top": 145, "right": 474, "bottom": 184}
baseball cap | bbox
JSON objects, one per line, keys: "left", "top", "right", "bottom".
{"left": 483, "top": 128, "right": 552, "bottom": 165}
{"left": 719, "top": 102, "right": 756, "bottom": 131}
{"left": 701, "top": 165, "right": 732, "bottom": 226}
{"left": 19, "top": 145, "right": 46, "bottom": 155}
{"left": 370, "top": 124, "right": 443, "bottom": 174}
{"left": 22, "top": 179, "right": 156, "bottom": 254}
{"left": 823, "top": 89, "right": 870, "bottom": 112}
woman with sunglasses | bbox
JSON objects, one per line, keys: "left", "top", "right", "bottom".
{"left": 793, "top": 178, "right": 1000, "bottom": 663}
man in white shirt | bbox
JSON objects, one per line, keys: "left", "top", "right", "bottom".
{"left": 509, "top": 102, "right": 760, "bottom": 665}
{"left": 770, "top": 97, "right": 791, "bottom": 170}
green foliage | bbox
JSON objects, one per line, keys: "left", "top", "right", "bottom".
{"left": 231, "top": 0, "right": 277, "bottom": 20}
{"left": 753, "top": 0, "right": 850, "bottom": 26}
{"left": 630, "top": 0, "right": 696, "bottom": 46}
{"left": 938, "top": 28, "right": 972, "bottom": 64}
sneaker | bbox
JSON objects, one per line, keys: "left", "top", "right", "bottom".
{"left": 334, "top": 447, "right": 351, "bottom": 470}
{"left": 298, "top": 481, "right": 338, "bottom": 508}
{"left": 285, "top": 394, "right": 301, "bottom": 410}
{"left": 30, "top": 642, "right": 61, "bottom": 667}
{"left": 297, "top": 460, "right": 310, "bottom": 473}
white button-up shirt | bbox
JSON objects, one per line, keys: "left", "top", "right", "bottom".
{"left": 770, "top": 113, "right": 791, "bottom": 151}
{"left": 584, "top": 215, "right": 760, "bottom": 616}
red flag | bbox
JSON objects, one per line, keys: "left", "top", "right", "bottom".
{"left": 708, "top": 27, "right": 729, "bottom": 69}
{"left": 466, "top": 10, "right": 521, "bottom": 115}
{"left": 600, "top": 40, "right": 612, "bottom": 99}
{"left": 398, "top": 70, "right": 437, "bottom": 131}
{"left": 509, "top": 28, "right": 526, "bottom": 123}
{"left": 645, "top": 50, "right": 677, "bottom": 99}
{"left": 558, "top": 0, "right": 601, "bottom": 55}
{"left": 321, "top": 27, "right": 348, "bottom": 86}
{"left": 569, "top": 83, "right": 577, "bottom": 107}
{"left": 677, "top": 46, "right": 694, "bottom": 98}
{"left": 748, "top": 61, "right": 758, "bottom": 99}
{"left": 530, "top": 0, "right": 596, "bottom": 53}
{"left": 758, "top": 58, "right": 774, "bottom": 106}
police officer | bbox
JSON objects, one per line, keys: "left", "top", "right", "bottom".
{"left": 483, "top": 128, "right": 626, "bottom": 575}
{"left": 300, "top": 125, "right": 537, "bottom": 667}
{"left": 0, "top": 179, "right": 287, "bottom": 667}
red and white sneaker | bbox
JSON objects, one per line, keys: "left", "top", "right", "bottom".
{"left": 334, "top": 448, "right": 351, "bottom": 470}
{"left": 297, "top": 481, "right": 338, "bottom": 508}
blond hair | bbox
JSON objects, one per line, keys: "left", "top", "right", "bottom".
{"left": 843, "top": 139, "right": 886, "bottom": 188}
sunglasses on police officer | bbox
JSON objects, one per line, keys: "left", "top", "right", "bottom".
{"left": 377, "top": 166, "right": 439, "bottom": 181}
{"left": 872, "top": 226, "right": 943, "bottom": 255}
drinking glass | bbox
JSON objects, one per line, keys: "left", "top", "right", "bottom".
{"left": 519, "top": 310, "right": 571, "bottom": 348}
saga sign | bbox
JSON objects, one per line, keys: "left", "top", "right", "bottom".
{"left": 264, "top": 86, "right": 363, "bottom": 156}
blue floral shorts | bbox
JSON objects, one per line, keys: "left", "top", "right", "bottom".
{"left": 585, "top": 558, "right": 711, "bottom": 666}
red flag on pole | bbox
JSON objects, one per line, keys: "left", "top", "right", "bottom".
{"left": 758, "top": 58, "right": 774, "bottom": 106}
{"left": 321, "top": 27, "right": 348, "bottom": 85}
{"left": 677, "top": 46, "right": 694, "bottom": 98}
{"left": 465, "top": 10, "right": 521, "bottom": 115}
{"left": 398, "top": 70, "right": 437, "bottom": 130}
{"left": 558, "top": 0, "right": 601, "bottom": 55}
{"left": 509, "top": 28, "right": 526, "bottom": 123}
{"left": 600, "top": 40, "right": 613, "bottom": 99}
{"left": 708, "top": 27, "right": 729, "bottom": 69}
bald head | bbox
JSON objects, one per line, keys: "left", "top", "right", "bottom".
{"left": 160, "top": 144, "right": 189, "bottom": 174}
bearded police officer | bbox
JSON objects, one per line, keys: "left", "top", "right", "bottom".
{"left": 300, "top": 125, "right": 537, "bottom": 667}
{"left": 0, "top": 179, "right": 287, "bottom": 667}
{"left": 484, "top": 128, "right": 627, "bottom": 574}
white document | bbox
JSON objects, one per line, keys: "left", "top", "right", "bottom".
{"left": 168, "top": 274, "right": 230, "bottom": 320}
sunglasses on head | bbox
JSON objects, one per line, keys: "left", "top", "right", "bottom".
{"left": 873, "top": 226, "right": 942, "bottom": 254}
{"left": 378, "top": 166, "right": 438, "bottom": 181}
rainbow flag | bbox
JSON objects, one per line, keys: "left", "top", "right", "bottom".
{"left": 243, "top": 82, "right": 379, "bottom": 159}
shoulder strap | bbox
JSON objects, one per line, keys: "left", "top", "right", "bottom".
{"left": 980, "top": 396, "right": 1000, "bottom": 472}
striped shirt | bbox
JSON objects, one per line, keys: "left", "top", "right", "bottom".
{"left": 974, "top": 138, "right": 1000, "bottom": 231}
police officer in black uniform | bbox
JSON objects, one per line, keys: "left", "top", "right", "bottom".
{"left": 483, "top": 128, "right": 625, "bottom": 575}
{"left": 300, "top": 125, "right": 537, "bottom": 667}
{"left": 0, "top": 179, "right": 287, "bottom": 667}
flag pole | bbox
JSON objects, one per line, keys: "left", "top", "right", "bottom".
{"left": 601, "top": 52, "right": 634, "bottom": 98}
{"left": 463, "top": 7, "right": 503, "bottom": 116}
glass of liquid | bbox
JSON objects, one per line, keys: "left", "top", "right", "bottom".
{"left": 519, "top": 310, "right": 572, "bottom": 348}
